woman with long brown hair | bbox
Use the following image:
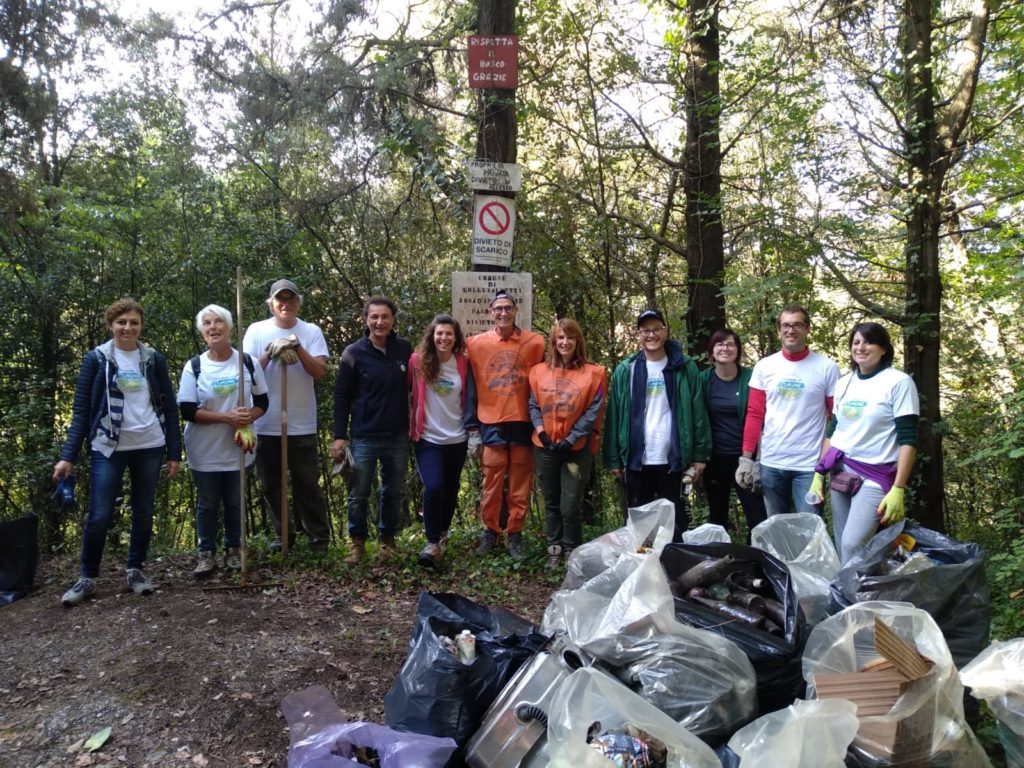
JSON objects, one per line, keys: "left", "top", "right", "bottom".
{"left": 528, "top": 318, "right": 607, "bottom": 568}
{"left": 408, "top": 314, "right": 475, "bottom": 567}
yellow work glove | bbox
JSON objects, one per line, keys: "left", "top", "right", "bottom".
{"left": 878, "top": 486, "right": 906, "bottom": 525}
{"left": 234, "top": 426, "right": 257, "bottom": 453}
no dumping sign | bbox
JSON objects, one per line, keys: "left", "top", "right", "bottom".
{"left": 472, "top": 194, "right": 516, "bottom": 268}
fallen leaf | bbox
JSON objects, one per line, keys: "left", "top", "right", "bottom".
{"left": 192, "top": 755, "right": 209, "bottom": 767}
{"left": 120, "top": 714, "right": 134, "bottom": 725}
{"left": 351, "top": 605, "right": 372, "bottom": 615}
{"left": 84, "top": 726, "right": 112, "bottom": 753}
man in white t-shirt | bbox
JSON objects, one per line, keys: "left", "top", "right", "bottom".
{"left": 603, "top": 309, "right": 711, "bottom": 539}
{"left": 738, "top": 305, "right": 839, "bottom": 516}
{"left": 242, "top": 279, "right": 330, "bottom": 552}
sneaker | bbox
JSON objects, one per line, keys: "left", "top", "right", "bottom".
{"left": 380, "top": 534, "right": 398, "bottom": 555}
{"left": 193, "top": 551, "right": 217, "bottom": 579}
{"left": 474, "top": 529, "right": 498, "bottom": 556}
{"left": 61, "top": 577, "right": 96, "bottom": 607}
{"left": 418, "top": 543, "right": 442, "bottom": 568}
{"left": 224, "top": 548, "right": 241, "bottom": 571}
{"left": 547, "top": 544, "right": 563, "bottom": 569}
{"left": 438, "top": 531, "right": 449, "bottom": 555}
{"left": 346, "top": 537, "right": 365, "bottom": 565}
{"left": 507, "top": 532, "right": 525, "bottom": 562}
{"left": 126, "top": 569, "right": 155, "bottom": 595}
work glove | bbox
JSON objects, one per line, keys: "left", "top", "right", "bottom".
{"left": 554, "top": 440, "right": 573, "bottom": 453}
{"left": 233, "top": 426, "right": 257, "bottom": 453}
{"left": 538, "top": 430, "right": 553, "bottom": 449}
{"left": 878, "top": 486, "right": 906, "bottom": 525}
{"left": 735, "top": 456, "right": 755, "bottom": 490}
{"left": 467, "top": 431, "right": 482, "bottom": 460}
{"left": 267, "top": 335, "right": 300, "bottom": 359}
{"left": 750, "top": 461, "right": 762, "bottom": 494}
{"left": 805, "top": 472, "right": 826, "bottom": 506}
{"left": 277, "top": 347, "right": 299, "bottom": 365}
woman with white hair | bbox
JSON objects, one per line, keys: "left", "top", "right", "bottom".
{"left": 178, "top": 304, "right": 269, "bottom": 577}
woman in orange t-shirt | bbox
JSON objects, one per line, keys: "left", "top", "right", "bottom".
{"left": 528, "top": 319, "right": 607, "bottom": 569}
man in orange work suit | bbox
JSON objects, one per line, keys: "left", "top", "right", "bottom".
{"left": 466, "top": 290, "right": 546, "bottom": 560}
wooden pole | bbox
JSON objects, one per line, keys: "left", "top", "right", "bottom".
{"left": 236, "top": 266, "right": 249, "bottom": 585}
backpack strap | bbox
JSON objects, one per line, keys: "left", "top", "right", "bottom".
{"left": 191, "top": 352, "right": 255, "bottom": 380}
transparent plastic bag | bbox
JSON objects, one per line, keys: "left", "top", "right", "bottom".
{"left": 751, "top": 512, "right": 840, "bottom": 626}
{"left": 282, "top": 685, "right": 457, "bottom": 768}
{"left": 542, "top": 549, "right": 757, "bottom": 740}
{"left": 961, "top": 639, "right": 1024, "bottom": 767}
{"left": 562, "top": 500, "right": 676, "bottom": 590}
{"left": 682, "top": 523, "right": 731, "bottom": 545}
{"left": 802, "top": 601, "right": 991, "bottom": 768}
{"left": 546, "top": 667, "right": 720, "bottom": 768}
{"left": 725, "top": 698, "right": 859, "bottom": 768}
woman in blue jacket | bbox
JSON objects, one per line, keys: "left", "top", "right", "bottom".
{"left": 699, "top": 328, "right": 766, "bottom": 540}
{"left": 53, "top": 298, "right": 182, "bottom": 607}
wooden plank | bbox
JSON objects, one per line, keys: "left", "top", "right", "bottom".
{"left": 874, "top": 617, "right": 932, "bottom": 679}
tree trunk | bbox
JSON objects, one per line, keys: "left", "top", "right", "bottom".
{"left": 902, "top": 0, "right": 945, "bottom": 530}
{"left": 682, "top": 0, "right": 726, "bottom": 359}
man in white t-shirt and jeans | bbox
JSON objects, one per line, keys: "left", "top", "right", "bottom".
{"left": 243, "top": 279, "right": 331, "bottom": 552}
{"left": 737, "top": 305, "right": 839, "bottom": 516}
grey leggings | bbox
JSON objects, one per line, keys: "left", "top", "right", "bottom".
{"left": 830, "top": 465, "right": 886, "bottom": 564}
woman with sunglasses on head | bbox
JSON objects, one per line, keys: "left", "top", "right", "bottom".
{"left": 817, "top": 322, "right": 919, "bottom": 562}
{"left": 408, "top": 314, "right": 475, "bottom": 568}
{"left": 528, "top": 318, "right": 607, "bottom": 568}
{"left": 699, "top": 328, "right": 766, "bottom": 541}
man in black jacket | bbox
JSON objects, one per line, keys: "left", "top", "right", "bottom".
{"left": 332, "top": 296, "right": 412, "bottom": 563}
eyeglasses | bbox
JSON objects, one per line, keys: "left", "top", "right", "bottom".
{"left": 637, "top": 326, "right": 666, "bottom": 337}
{"left": 779, "top": 322, "right": 807, "bottom": 331}
{"left": 714, "top": 342, "right": 738, "bottom": 349}
{"left": 491, "top": 305, "right": 516, "bottom": 314}
{"left": 275, "top": 293, "right": 298, "bottom": 302}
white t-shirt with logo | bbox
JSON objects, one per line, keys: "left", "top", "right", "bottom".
{"left": 242, "top": 317, "right": 329, "bottom": 437}
{"left": 113, "top": 347, "right": 166, "bottom": 451}
{"left": 178, "top": 350, "right": 270, "bottom": 472}
{"left": 830, "top": 367, "right": 919, "bottom": 464}
{"left": 750, "top": 350, "right": 839, "bottom": 471}
{"left": 642, "top": 357, "right": 671, "bottom": 465}
{"left": 421, "top": 357, "right": 466, "bottom": 445}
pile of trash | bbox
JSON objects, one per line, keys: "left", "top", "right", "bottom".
{"left": 283, "top": 501, "right": 1011, "bottom": 767}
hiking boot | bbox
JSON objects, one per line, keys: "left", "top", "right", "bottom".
{"left": 61, "top": 577, "right": 96, "bottom": 608}
{"left": 438, "top": 531, "right": 449, "bottom": 554}
{"left": 193, "top": 551, "right": 217, "bottom": 579}
{"left": 224, "top": 548, "right": 242, "bottom": 571}
{"left": 418, "top": 542, "right": 442, "bottom": 568}
{"left": 474, "top": 529, "right": 498, "bottom": 556}
{"left": 380, "top": 534, "right": 398, "bottom": 555}
{"left": 507, "top": 532, "right": 525, "bottom": 562}
{"left": 547, "top": 544, "right": 563, "bottom": 569}
{"left": 346, "top": 537, "right": 365, "bottom": 565}
{"left": 126, "top": 569, "right": 155, "bottom": 595}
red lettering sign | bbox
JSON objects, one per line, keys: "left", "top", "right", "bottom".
{"left": 468, "top": 35, "right": 518, "bottom": 90}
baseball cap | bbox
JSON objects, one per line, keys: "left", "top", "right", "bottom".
{"left": 269, "top": 279, "right": 302, "bottom": 300}
{"left": 636, "top": 308, "right": 666, "bottom": 326}
{"left": 489, "top": 289, "right": 518, "bottom": 307}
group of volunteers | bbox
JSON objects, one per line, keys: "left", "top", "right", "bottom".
{"left": 52, "top": 281, "right": 919, "bottom": 607}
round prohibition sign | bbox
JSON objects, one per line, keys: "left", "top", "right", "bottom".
{"left": 478, "top": 200, "right": 511, "bottom": 236}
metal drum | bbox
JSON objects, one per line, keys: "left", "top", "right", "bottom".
{"left": 465, "top": 634, "right": 590, "bottom": 768}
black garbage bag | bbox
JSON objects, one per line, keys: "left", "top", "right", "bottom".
{"left": 829, "top": 522, "right": 990, "bottom": 669}
{"left": 0, "top": 515, "right": 39, "bottom": 605}
{"left": 384, "top": 592, "right": 548, "bottom": 745}
{"left": 660, "top": 542, "right": 807, "bottom": 714}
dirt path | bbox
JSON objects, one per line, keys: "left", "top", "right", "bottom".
{"left": 0, "top": 551, "right": 556, "bottom": 767}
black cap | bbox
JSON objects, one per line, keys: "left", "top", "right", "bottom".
{"left": 489, "top": 289, "right": 517, "bottom": 307}
{"left": 636, "top": 308, "right": 666, "bottom": 326}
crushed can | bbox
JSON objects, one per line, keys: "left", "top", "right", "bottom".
{"left": 465, "top": 634, "right": 591, "bottom": 768}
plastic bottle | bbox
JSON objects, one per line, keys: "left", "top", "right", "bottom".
{"left": 456, "top": 629, "right": 476, "bottom": 664}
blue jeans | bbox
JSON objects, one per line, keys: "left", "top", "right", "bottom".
{"left": 191, "top": 469, "right": 242, "bottom": 552}
{"left": 81, "top": 447, "right": 164, "bottom": 578}
{"left": 760, "top": 465, "right": 817, "bottom": 516}
{"left": 414, "top": 440, "right": 468, "bottom": 543}
{"left": 347, "top": 436, "right": 409, "bottom": 539}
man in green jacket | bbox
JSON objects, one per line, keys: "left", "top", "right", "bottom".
{"left": 603, "top": 309, "right": 711, "bottom": 539}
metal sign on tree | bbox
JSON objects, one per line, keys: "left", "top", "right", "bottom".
{"left": 467, "top": 35, "right": 519, "bottom": 89}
